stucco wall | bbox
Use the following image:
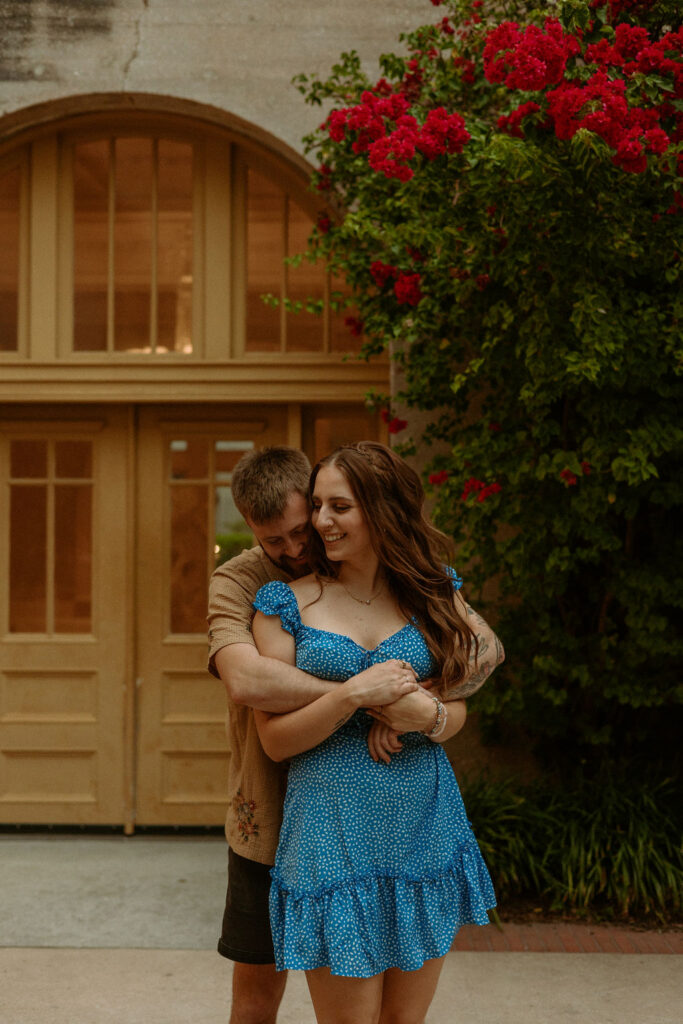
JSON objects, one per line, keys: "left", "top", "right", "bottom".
{"left": 0, "top": 0, "right": 426, "bottom": 155}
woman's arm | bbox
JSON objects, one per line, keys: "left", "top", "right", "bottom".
{"left": 367, "top": 698, "right": 467, "bottom": 763}
{"left": 423, "top": 697, "right": 467, "bottom": 743}
{"left": 251, "top": 611, "right": 418, "bottom": 763}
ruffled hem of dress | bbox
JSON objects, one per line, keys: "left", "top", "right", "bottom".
{"left": 269, "top": 840, "right": 496, "bottom": 978}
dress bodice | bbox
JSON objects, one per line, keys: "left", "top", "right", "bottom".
{"left": 253, "top": 572, "right": 462, "bottom": 684}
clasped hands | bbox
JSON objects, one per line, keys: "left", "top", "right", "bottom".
{"left": 349, "top": 658, "right": 437, "bottom": 764}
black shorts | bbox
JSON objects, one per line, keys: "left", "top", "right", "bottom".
{"left": 217, "top": 846, "right": 275, "bottom": 964}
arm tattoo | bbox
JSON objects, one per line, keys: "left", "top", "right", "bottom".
{"left": 466, "top": 603, "right": 488, "bottom": 630}
{"left": 443, "top": 607, "right": 506, "bottom": 700}
{"left": 332, "top": 712, "right": 353, "bottom": 731}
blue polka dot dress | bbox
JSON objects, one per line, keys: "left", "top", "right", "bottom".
{"left": 253, "top": 577, "right": 496, "bottom": 978}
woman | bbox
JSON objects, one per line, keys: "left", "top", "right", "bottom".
{"left": 251, "top": 442, "right": 496, "bottom": 1024}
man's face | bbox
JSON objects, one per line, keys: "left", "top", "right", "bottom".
{"left": 246, "top": 492, "right": 311, "bottom": 579}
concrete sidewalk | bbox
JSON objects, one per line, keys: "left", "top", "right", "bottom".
{"left": 1, "top": 835, "right": 680, "bottom": 1024}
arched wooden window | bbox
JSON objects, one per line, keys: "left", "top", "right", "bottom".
{"left": 0, "top": 115, "right": 363, "bottom": 363}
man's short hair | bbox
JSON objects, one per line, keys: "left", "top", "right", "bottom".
{"left": 231, "top": 446, "right": 311, "bottom": 524}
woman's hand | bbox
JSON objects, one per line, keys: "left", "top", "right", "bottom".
{"left": 343, "top": 659, "right": 418, "bottom": 710}
{"left": 367, "top": 721, "right": 403, "bottom": 764}
{"left": 366, "top": 687, "right": 437, "bottom": 733}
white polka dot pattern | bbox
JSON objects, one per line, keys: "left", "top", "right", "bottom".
{"left": 253, "top": 577, "right": 496, "bottom": 978}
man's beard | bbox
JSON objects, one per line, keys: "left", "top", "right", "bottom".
{"left": 267, "top": 551, "right": 310, "bottom": 579}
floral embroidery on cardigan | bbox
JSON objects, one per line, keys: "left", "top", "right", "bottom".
{"left": 233, "top": 789, "right": 259, "bottom": 841}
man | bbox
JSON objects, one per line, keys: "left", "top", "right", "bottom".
{"left": 208, "top": 446, "right": 504, "bottom": 1024}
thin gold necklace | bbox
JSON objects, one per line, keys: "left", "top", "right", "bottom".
{"left": 338, "top": 578, "right": 384, "bottom": 606}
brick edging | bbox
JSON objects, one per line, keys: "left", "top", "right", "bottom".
{"left": 452, "top": 922, "right": 682, "bottom": 954}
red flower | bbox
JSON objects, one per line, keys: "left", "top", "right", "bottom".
{"left": 317, "top": 213, "right": 332, "bottom": 234}
{"left": 453, "top": 55, "right": 476, "bottom": 84}
{"left": 461, "top": 477, "right": 485, "bottom": 501}
{"left": 560, "top": 469, "right": 578, "bottom": 486}
{"left": 316, "top": 164, "right": 333, "bottom": 192}
{"left": 388, "top": 417, "right": 408, "bottom": 434}
{"left": 380, "top": 409, "right": 391, "bottom": 424}
{"left": 327, "top": 109, "right": 349, "bottom": 142}
{"left": 484, "top": 19, "right": 580, "bottom": 92}
{"left": 498, "top": 101, "right": 541, "bottom": 139}
{"left": 344, "top": 316, "right": 364, "bottom": 337}
{"left": 488, "top": 422, "right": 501, "bottom": 433}
{"left": 581, "top": 461, "right": 592, "bottom": 475}
{"left": 415, "top": 108, "right": 470, "bottom": 160}
{"left": 394, "top": 272, "right": 423, "bottom": 306}
{"left": 613, "top": 135, "right": 647, "bottom": 174}
{"left": 370, "top": 261, "right": 397, "bottom": 288}
{"left": 476, "top": 273, "right": 491, "bottom": 290}
{"left": 429, "top": 470, "right": 450, "bottom": 485}
{"left": 477, "top": 482, "right": 502, "bottom": 503}
{"left": 644, "top": 128, "right": 670, "bottom": 154}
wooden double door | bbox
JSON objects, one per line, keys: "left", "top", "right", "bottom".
{"left": 0, "top": 404, "right": 287, "bottom": 829}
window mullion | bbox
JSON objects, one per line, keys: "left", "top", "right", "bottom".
{"left": 281, "top": 194, "right": 288, "bottom": 354}
{"left": 151, "top": 138, "right": 159, "bottom": 354}
{"left": 107, "top": 138, "right": 115, "bottom": 353}
{"left": 46, "top": 442, "right": 56, "bottom": 635}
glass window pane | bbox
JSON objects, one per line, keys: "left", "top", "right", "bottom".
{"left": 10, "top": 440, "right": 47, "bottom": 478}
{"left": 286, "top": 201, "right": 325, "bottom": 353}
{"left": 302, "top": 404, "right": 381, "bottom": 465}
{"left": 245, "top": 169, "right": 282, "bottom": 352}
{"left": 170, "top": 484, "right": 208, "bottom": 633}
{"left": 55, "top": 440, "right": 92, "bottom": 479}
{"left": 54, "top": 485, "right": 92, "bottom": 633}
{"left": 329, "top": 272, "right": 363, "bottom": 354}
{"left": 157, "top": 140, "right": 193, "bottom": 354}
{"left": 215, "top": 486, "right": 254, "bottom": 568}
{"left": 214, "top": 440, "right": 254, "bottom": 482}
{"left": 169, "top": 439, "right": 208, "bottom": 480}
{"left": 0, "top": 165, "right": 20, "bottom": 352}
{"left": 114, "top": 137, "right": 152, "bottom": 352}
{"left": 10, "top": 485, "right": 47, "bottom": 632}
{"left": 73, "top": 140, "right": 109, "bottom": 353}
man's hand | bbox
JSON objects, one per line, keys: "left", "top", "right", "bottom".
{"left": 366, "top": 687, "right": 436, "bottom": 734}
{"left": 345, "top": 659, "right": 419, "bottom": 708}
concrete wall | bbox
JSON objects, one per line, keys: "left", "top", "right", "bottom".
{"left": 0, "top": 0, "right": 426, "bottom": 155}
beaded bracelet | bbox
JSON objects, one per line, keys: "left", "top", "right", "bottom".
{"left": 423, "top": 695, "right": 445, "bottom": 738}
{"left": 429, "top": 706, "right": 448, "bottom": 740}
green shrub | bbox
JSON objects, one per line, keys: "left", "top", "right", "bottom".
{"left": 293, "top": 0, "right": 683, "bottom": 772}
{"left": 462, "top": 772, "right": 683, "bottom": 922}
{"left": 215, "top": 531, "right": 254, "bottom": 568}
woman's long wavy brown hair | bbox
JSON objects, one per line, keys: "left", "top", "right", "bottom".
{"left": 308, "top": 442, "right": 477, "bottom": 694}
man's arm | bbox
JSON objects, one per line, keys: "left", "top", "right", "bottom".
{"left": 214, "top": 643, "right": 335, "bottom": 713}
{"left": 207, "top": 553, "right": 428, "bottom": 717}
{"left": 215, "top": 643, "right": 419, "bottom": 715}
{"left": 443, "top": 600, "right": 505, "bottom": 700}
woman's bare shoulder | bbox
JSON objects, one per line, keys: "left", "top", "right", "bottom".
{"left": 288, "top": 574, "right": 325, "bottom": 600}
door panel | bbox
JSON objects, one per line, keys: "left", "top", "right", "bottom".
{"left": 134, "top": 406, "right": 287, "bottom": 825}
{"left": 0, "top": 412, "right": 130, "bottom": 824}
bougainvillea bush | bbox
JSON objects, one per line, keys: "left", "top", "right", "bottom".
{"left": 296, "top": 0, "right": 683, "bottom": 771}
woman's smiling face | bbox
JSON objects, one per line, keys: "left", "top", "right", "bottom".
{"left": 311, "top": 464, "right": 373, "bottom": 563}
